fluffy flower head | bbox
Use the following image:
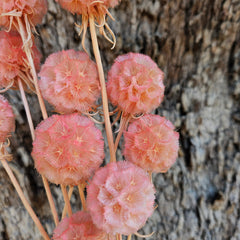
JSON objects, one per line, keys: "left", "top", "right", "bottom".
{"left": 53, "top": 211, "right": 109, "bottom": 240}
{"left": 0, "top": 31, "right": 41, "bottom": 91}
{"left": 39, "top": 50, "right": 100, "bottom": 114}
{"left": 87, "top": 161, "right": 155, "bottom": 235}
{"left": 0, "top": 95, "right": 15, "bottom": 143}
{"left": 32, "top": 114, "right": 104, "bottom": 185}
{"left": 0, "top": 0, "right": 47, "bottom": 29}
{"left": 107, "top": 53, "right": 165, "bottom": 115}
{"left": 56, "top": 0, "right": 120, "bottom": 15}
{"left": 124, "top": 114, "right": 179, "bottom": 172}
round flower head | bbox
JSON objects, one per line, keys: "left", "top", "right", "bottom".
{"left": 31, "top": 113, "right": 104, "bottom": 186}
{"left": 53, "top": 211, "right": 110, "bottom": 240}
{"left": 124, "top": 114, "right": 179, "bottom": 173}
{"left": 107, "top": 53, "right": 165, "bottom": 115}
{"left": 0, "top": 95, "right": 15, "bottom": 143}
{"left": 56, "top": 0, "right": 120, "bottom": 16}
{"left": 0, "top": 31, "right": 41, "bottom": 91}
{"left": 87, "top": 161, "right": 155, "bottom": 235}
{"left": 39, "top": 50, "right": 100, "bottom": 114}
{"left": 55, "top": 0, "right": 121, "bottom": 49}
{"left": 0, "top": 0, "right": 47, "bottom": 30}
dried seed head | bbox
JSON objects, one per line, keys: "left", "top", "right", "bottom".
{"left": 32, "top": 114, "right": 104, "bottom": 186}
{"left": 124, "top": 114, "right": 179, "bottom": 172}
{"left": 53, "top": 211, "right": 110, "bottom": 240}
{"left": 39, "top": 50, "right": 100, "bottom": 114}
{"left": 56, "top": 0, "right": 120, "bottom": 16}
{"left": 107, "top": 53, "right": 165, "bottom": 115}
{"left": 0, "top": 0, "right": 47, "bottom": 29}
{"left": 0, "top": 31, "right": 41, "bottom": 91}
{"left": 87, "top": 161, "right": 155, "bottom": 235}
{"left": 0, "top": 95, "right": 15, "bottom": 143}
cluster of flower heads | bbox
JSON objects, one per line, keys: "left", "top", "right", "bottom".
{"left": 39, "top": 50, "right": 100, "bottom": 114}
{"left": 0, "top": 31, "right": 41, "bottom": 91}
{"left": 107, "top": 53, "right": 165, "bottom": 115}
{"left": 0, "top": 95, "right": 15, "bottom": 143}
{"left": 53, "top": 211, "right": 109, "bottom": 240}
{"left": 87, "top": 161, "right": 155, "bottom": 235}
{"left": 31, "top": 113, "right": 104, "bottom": 186}
{"left": 0, "top": 0, "right": 47, "bottom": 30}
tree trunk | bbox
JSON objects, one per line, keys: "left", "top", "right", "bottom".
{"left": 1, "top": 0, "right": 240, "bottom": 239}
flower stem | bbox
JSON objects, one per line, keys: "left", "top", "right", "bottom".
{"left": 18, "top": 78, "right": 35, "bottom": 140}
{"left": 16, "top": 17, "right": 59, "bottom": 226}
{"left": 61, "top": 185, "right": 72, "bottom": 217}
{"left": 61, "top": 186, "right": 74, "bottom": 219}
{"left": 78, "top": 184, "right": 86, "bottom": 210}
{"left": 0, "top": 157, "right": 50, "bottom": 240}
{"left": 89, "top": 15, "right": 116, "bottom": 163}
{"left": 127, "top": 235, "right": 132, "bottom": 240}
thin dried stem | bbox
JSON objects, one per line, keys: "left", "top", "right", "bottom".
{"left": 127, "top": 235, "right": 132, "bottom": 240}
{"left": 114, "top": 115, "right": 131, "bottom": 152}
{"left": 134, "top": 231, "right": 154, "bottom": 238}
{"left": 61, "top": 186, "right": 74, "bottom": 220}
{"left": 0, "top": 156, "right": 50, "bottom": 240}
{"left": 16, "top": 16, "right": 59, "bottom": 226}
{"left": 111, "top": 110, "right": 121, "bottom": 126}
{"left": 61, "top": 185, "right": 72, "bottom": 217}
{"left": 18, "top": 78, "right": 35, "bottom": 140}
{"left": 89, "top": 15, "right": 116, "bottom": 163}
{"left": 78, "top": 184, "right": 87, "bottom": 211}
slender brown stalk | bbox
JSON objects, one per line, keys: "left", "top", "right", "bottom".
{"left": 0, "top": 158, "right": 50, "bottom": 240}
{"left": 127, "top": 235, "right": 132, "bottom": 240}
{"left": 18, "top": 78, "right": 35, "bottom": 140}
{"left": 61, "top": 185, "right": 72, "bottom": 217}
{"left": 89, "top": 15, "right": 116, "bottom": 163}
{"left": 61, "top": 186, "right": 74, "bottom": 219}
{"left": 15, "top": 17, "right": 60, "bottom": 225}
{"left": 78, "top": 184, "right": 87, "bottom": 211}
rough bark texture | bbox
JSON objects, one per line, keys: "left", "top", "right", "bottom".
{"left": 0, "top": 0, "right": 240, "bottom": 239}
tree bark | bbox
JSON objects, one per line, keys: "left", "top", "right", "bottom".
{"left": 0, "top": 0, "right": 240, "bottom": 239}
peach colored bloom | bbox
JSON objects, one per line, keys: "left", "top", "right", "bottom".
{"left": 0, "top": 0, "right": 47, "bottom": 29}
{"left": 56, "top": 0, "right": 120, "bottom": 15}
{"left": 124, "top": 114, "right": 179, "bottom": 173}
{"left": 53, "top": 211, "right": 110, "bottom": 240}
{"left": 0, "top": 95, "right": 15, "bottom": 143}
{"left": 39, "top": 50, "right": 100, "bottom": 114}
{"left": 107, "top": 53, "right": 165, "bottom": 115}
{"left": 32, "top": 114, "right": 104, "bottom": 186}
{"left": 0, "top": 31, "right": 41, "bottom": 91}
{"left": 87, "top": 161, "right": 155, "bottom": 235}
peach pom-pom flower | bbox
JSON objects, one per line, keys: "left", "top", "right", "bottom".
{"left": 56, "top": 0, "right": 120, "bottom": 16}
{"left": 0, "top": 31, "right": 41, "bottom": 91}
{"left": 32, "top": 114, "right": 104, "bottom": 186}
{"left": 87, "top": 161, "right": 155, "bottom": 235}
{"left": 107, "top": 53, "right": 165, "bottom": 115}
{"left": 124, "top": 114, "right": 179, "bottom": 173}
{"left": 39, "top": 50, "right": 100, "bottom": 114}
{"left": 0, "top": 0, "right": 47, "bottom": 30}
{"left": 53, "top": 211, "right": 109, "bottom": 240}
{"left": 0, "top": 95, "right": 15, "bottom": 143}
